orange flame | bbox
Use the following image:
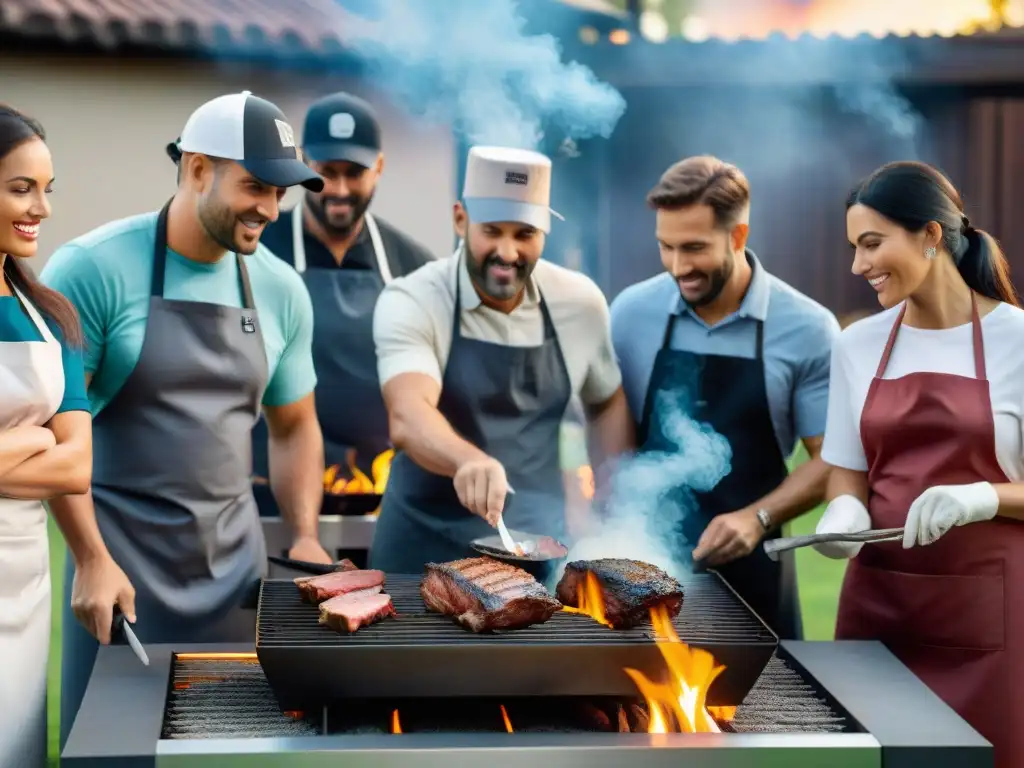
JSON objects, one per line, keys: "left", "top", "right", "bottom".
{"left": 560, "top": 572, "right": 612, "bottom": 628}
{"left": 625, "top": 606, "right": 736, "bottom": 733}
{"left": 391, "top": 709, "right": 402, "bottom": 734}
{"left": 576, "top": 465, "right": 594, "bottom": 501}
{"left": 499, "top": 704, "right": 514, "bottom": 733}
{"left": 325, "top": 449, "right": 394, "bottom": 495}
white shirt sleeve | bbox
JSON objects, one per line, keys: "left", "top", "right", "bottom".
{"left": 821, "top": 340, "right": 869, "bottom": 471}
{"left": 578, "top": 281, "right": 623, "bottom": 407}
{"left": 372, "top": 281, "right": 443, "bottom": 387}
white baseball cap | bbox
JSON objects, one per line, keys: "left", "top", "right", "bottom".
{"left": 462, "top": 146, "right": 564, "bottom": 233}
{"left": 167, "top": 91, "right": 323, "bottom": 192}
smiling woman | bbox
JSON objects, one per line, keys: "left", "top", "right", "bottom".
{"left": 0, "top": 104, "right": 97, "bottom": 768}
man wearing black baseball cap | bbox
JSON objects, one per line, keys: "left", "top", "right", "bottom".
{"left": 42, "top": 91, "right": 333, "bottom": 748}
{"left": 256, "top": 91, "right": 435, "bottom": 508}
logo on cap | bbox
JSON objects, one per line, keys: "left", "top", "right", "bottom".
{"left": 328, "top": 113, "right": 356, "bottom": 140}
{"left": 275, "top": 119, "right": 296, "bottom": 148}
{"left": 505, "top": 170, "right": 528, "bottom": 186}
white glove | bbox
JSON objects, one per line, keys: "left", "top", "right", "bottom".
{"left": 903, "top": 482, "right": 999, "bottom": 548}
{"left": 813, "top": 495, "right": 871, "bottom": 560}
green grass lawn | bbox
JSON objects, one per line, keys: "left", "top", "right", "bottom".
{"left": 44, "top": 446, "right": 845, "bottom": 765}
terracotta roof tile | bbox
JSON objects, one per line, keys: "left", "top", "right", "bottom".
{"left": 0, "top": 0, "right": 353, "bottom": 54}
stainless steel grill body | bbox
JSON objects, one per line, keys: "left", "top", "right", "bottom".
{"left": 256, "top": 572, "right": 778, "bottom": 707}
{"left": 63, "top": 641, "right": 993, "bottom": 768}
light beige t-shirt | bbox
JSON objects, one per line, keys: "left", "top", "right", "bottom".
{"left": 373, "top": 250, "right": 622, "bottom": 408}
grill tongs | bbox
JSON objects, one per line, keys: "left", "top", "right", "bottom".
{"left": 763, "top": 527, "right": 904, "bottom": 561}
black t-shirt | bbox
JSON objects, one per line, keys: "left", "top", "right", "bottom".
{"left": 261, "top": 207, "right": 437, "bottom": 277}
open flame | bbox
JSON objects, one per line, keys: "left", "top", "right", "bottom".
{"left": 499, "top": 704, "right": 514, "bottom": 733}
{"left": 625, "top": 606, "right": 737, "bottom": 733}
{"left": 391, "top": 709, "right": 402, "bottom": 734}
{"left": 576, "top": 465, "right": 594, "bottom": 501}
{"left": 560, "top": 572, "right": 612, "bottom": 628}
{"left": 324, "top": 449, "right": 394, "bottom": 495}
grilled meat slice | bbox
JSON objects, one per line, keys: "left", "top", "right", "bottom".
{"left": 420, "top": 557, "right": 561, "bottom": 632}
{"left": 556, "top": 559, "right": 683, "bottom": 629}
{"left": 319, "top": 591, "right": 395, "bottom": 633}
{"left": 295, "top": 569, "right": 385, "bottom": 604}
{"left": 292, "top": 559, "right": 361, "bottom": 586}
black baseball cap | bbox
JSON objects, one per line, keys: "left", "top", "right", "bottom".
{"left": 167, "top": 91, "right": 324, "bottom": 192}
{"left": 301, "top": 92, "right": 382, "bottom": 168}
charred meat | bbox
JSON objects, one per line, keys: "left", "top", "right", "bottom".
{"left": 295, "top": 569, "right": 386, "bottom": 604}
{"left": 319, "top": 591, "right": 396, "bottom": 633}
{"left": 556, "top": 559, "right": 683, "bottom": 629}
{"left": 420, "top": 557, "right": 561, "bottom": 632}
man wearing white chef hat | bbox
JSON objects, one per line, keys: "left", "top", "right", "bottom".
{"left": 368, "top": 146, "right": 633, "bottom": 574}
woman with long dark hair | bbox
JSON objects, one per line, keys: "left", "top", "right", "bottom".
{"left": 816, "top": 160, "right": 1024, "bottom": 766}
{"left": 0, "top": 105, "right": 133, "bottom": 767}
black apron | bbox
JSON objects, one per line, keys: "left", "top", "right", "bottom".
{"left": 60, "top": 201, "right": 269, "bottom": 746}
{"left": 369, "top": 254, "right": 570, "bottom": 578}
{"left": 253, "top": 203, "right": 391, "bottom": 515}
{"left": 637, "top": 309, "right": 801, "bottom": 640}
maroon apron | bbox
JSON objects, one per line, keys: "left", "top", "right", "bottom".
{"left": 835, "top": 294, "right": 1022, "bottom": 767}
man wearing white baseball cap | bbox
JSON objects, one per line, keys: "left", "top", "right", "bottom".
{"left": 368, "top": 145, "right": 633, "bottom": 576}
{"left": 43, "top": 91, "right": 333, "bottom": 747}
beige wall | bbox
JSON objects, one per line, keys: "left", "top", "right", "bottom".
{"left": 0, "top": 54, "right": 457, "bottom": 269}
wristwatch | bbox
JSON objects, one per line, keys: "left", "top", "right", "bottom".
{"left": 756, "top": 508, "right": 774, "bottom": 532}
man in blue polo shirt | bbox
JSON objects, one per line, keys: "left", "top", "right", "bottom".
{"left": 610, "top": 155, "right": 839, "bottom": 639}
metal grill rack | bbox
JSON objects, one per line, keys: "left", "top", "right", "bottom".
{"left": 256, "top": 572, "right": 778, "bottom": 709}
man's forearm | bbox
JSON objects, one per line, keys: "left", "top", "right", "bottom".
{"left": 48, "top": 491, "right": 112, "bottom": 567}
{"left": 750, "top": 455, "right": 830, "bottom": 527}
{"left": 268, "top": 418, "right": 324, "bottom": 540}
{"left": 391, "top": 401, "right": 486, "bottom": 478}
{"left": 0, "top": 443, "right": 90, "bottom": 499}
{"left": 585, "top": 388, "right": 635, "bottom": 470}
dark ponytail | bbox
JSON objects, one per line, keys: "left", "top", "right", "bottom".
{"left": 847, "top": 161, "right": 1020, "bottom": 307}
{"left": 0, "top": 104, "right": 84, "bottom": 346}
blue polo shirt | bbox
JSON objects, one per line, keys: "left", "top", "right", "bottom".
{"left": 609, "top": 252, "right": 840, "bottom": 457}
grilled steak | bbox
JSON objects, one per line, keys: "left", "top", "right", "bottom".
{"left": 420, "top": 557, "right": 561, "bottom": 632}
{"left": 295, "top": 569, "right": 385, "bottom": 604}
{"left": 319, "top": 591, "right": 396, "bottom": 633}
{"left": 556, "top": 559, "right": 683, "bottom": 629}
{"left": 292, "top": 559, "right": 360, "bottom": 586}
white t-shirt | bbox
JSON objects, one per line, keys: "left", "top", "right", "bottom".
{"left": 372, "top": 251, "right": 622, "bottom": 408}
{"left": 822, "top": 302, "right": 1024, "bottom": 481}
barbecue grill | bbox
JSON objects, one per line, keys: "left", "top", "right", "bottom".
{"left": 63, "top": 641, "right": 992, "bottom": 767}
{"left": 256, "top": 572, "right": 777, "bottom": 708}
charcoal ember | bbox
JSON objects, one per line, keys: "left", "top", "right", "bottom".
{"left": 556, "top": 559, "right": 683, "bottom": 629}
{"left": 579, "top": 703, "right": 612, "bottom": 731}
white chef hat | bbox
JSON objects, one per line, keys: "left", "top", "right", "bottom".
{"left": 462, "top": 146, "right": 564, "bottom": 233}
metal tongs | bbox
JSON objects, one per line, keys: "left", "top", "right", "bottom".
{"left": 763, "top": 527, "right": 904, "bottom": 561}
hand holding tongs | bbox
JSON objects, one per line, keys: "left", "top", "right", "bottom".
{"left": 763, "top": 527, "right": 904, "bottom": 561}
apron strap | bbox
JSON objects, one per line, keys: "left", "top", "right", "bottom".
{"left": 291, "top": 197, "right": 307, "bottom": 274}
{"left": 875, "top": 293, "right": 986, "bottom": 380}
{"left": 364, "top": 213, "right": 393, "bottom": 285}
{"left": 10, "top": 284, "right": 58, "bottom": 344}
{"left": 153, "top": 198, "right": 252, "bottom": 309}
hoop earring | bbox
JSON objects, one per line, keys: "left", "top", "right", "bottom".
{"left": 924, "top": 247, "right": 937, "bottom": 260}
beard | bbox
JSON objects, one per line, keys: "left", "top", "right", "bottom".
{"left": 197, "top": 192, "right": 263, "bottom": 256}
{"left": 464, "top": 239, "right": 535, "bottom": 302}
{"left": 678, "top": 251, "right": 735, "bottom": 307}
{"left": 305, "top": 189, "right": 374, "bottom": 239}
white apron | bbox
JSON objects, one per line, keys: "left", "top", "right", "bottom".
{"left": 0, "top": 284, "right": 65, "bottom": 768}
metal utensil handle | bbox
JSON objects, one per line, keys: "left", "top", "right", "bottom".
{"left": 764, "top": 528, "right": 904, "bottom": 558}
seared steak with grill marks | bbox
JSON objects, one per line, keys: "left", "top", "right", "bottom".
{"left": 295, "top": 569, "right": 385, "bottom": 604}
{"left": 319, "top": 591, "right": 395, "bottom": 633}
{"left": 556, "top": 559, "right": 683, "bottom": 629}
{"left": 420, "top": 557, "right": 561, "bottom": 632}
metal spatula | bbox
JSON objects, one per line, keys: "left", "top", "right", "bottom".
{"left": 496, "top": 486, "right": 518, "bottom": 553}
{"left": 763, "top": 527, "right": 904, "bottom": 560}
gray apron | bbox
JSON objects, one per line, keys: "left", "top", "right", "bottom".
{"left": 60, "top": 200, "right": 269, "bottom": 747}
{"left": 253, "top": 203, "right": 391, "bottom": 515}
{"left": 636, "top": 306, "right": 802, "bottom": 640}
{"left": 369, "top": 253, "right": 570, "bottom": 577}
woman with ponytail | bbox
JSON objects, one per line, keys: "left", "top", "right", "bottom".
{"left": 0, "top": 105, "right": 131, "bottom": 768}
{"left": 814, "top": 160, "right": 1024, "bottom": 767}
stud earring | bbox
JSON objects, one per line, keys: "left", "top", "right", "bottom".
{"left": 924, "top": 247, "right": 937, "bottom": 260}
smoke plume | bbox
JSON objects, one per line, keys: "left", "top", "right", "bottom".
{"left": 340, "top": 0, "right": 627, "bottom": 149}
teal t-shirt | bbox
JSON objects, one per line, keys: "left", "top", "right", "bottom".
{"left": 0, "top": 292, "right": 90, "bottom": 414}
{"left": 39, "top": 212, "right": 317, "bottom": 417}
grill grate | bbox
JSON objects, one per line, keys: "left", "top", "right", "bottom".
{"left": 161, "top": 654, "right": 851, "bottom": 739}
{"left": 255, "top": 573, "right": 778, "bottom": 707}
{"left": 257, "top": 573, "right": 777, "bottom": 646}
